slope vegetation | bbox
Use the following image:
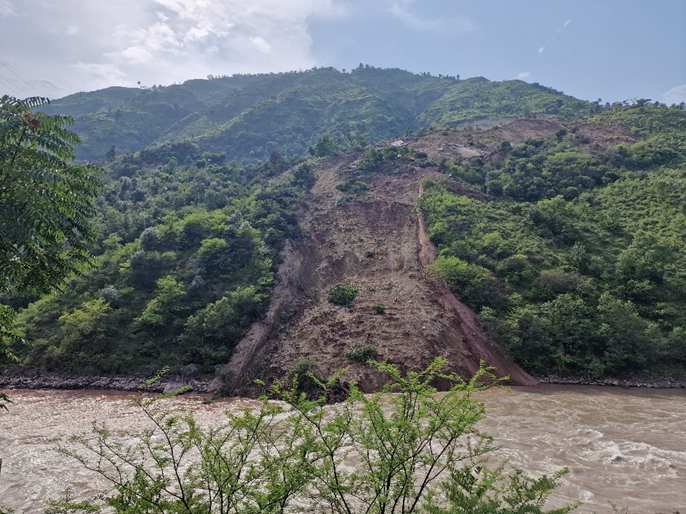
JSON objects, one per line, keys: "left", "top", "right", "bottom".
{"left": 42, "top": 67, "right": 592, "bottom": 163}
{"left": 7, "top": 103, "right": 685, "bottom": 391}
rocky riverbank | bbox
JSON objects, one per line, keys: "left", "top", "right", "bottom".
{"left": 535, "top": 375, "right": 686, "bottom": 388}
{"left": 4, "top": 368, "right": 686, "bottom": 395}
{"left": 0, "top": 364, "right": 218, "bottom": 394}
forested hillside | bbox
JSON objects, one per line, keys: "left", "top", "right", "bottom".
{"left": 6, "top": 72, "right": 686, "bottom": 384}
{"left": 418, "top": 104, "right": 686, "bottom": 378}
{"left": 13, "top": 145, "right": 313, "bottom": 374}
{"left": 42, "top": 66, "right": 592, "bottom": 163}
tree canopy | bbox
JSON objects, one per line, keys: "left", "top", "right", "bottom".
{"left": 0, "top": 96, "right": 101, "bottom": 361}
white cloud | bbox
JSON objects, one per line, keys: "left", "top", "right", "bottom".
{"left": 0, "top": 0, "right": 16, "bottom": 17}
{"left": 0, "top": 0, "right": 348, "bottom": 98}
{"left": 517, "top": 72, "right": 530, "bottom": 80}
{"left": 662, "top": 84, "right": 686, "bottom": 105}
{"left": 389, "top": 0, "right": 475, "bottom": 36}
{"left": 71, "top": 62, "right": 128, "bottom": 86}
{"left": 250, "top": 37, "right": 272, "bottom": 54}
{"left": 538, "top": 19, "right": 572, "bottom": 55}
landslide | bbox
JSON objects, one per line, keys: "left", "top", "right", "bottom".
{"left": 222, "top": 119, "right": 621, "bottom": 395}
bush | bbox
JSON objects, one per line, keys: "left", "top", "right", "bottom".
{"left": 287, "top": 358, "right": 321, "bottom": 392}
{"left": 428, "top": 256, "right": 504, "bottom": 311}
{"left": 327, "top": 284, "right": 358, "bottom": 306}
{"left": 357, "top": 147, "right": 385, "bottom": 171}
{"left": 372, "top": 304, "right": 385, "bottom": 314}
{"left": 54, "top": 359, "right": 577, "bottom": 514}
{"left": 346, "top": 345, "right": 379, "bottom": 363}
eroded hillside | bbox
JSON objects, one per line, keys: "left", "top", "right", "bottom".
{"left": 223, "top": 130, "right": 539, "bottom": 395}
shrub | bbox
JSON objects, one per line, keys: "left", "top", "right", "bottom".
{"left": 54, "top": 359, "right": 577, "bottom": 514}
{"left": 346, "top": 345, "right": 379, "bottom": 363}
{"left": 357, "top": 147, "right": 385, "bottom": 171}
{"left": 287, "top": 358, "right": 320, "bottom": 392}
{"left": 372, "top": 304, "right": 385, "bottom": 314}
{"left": 428, "top": 256, "right": 505, "bottom": 311}
{"left": 327, "top": 284, "right": 358, "bottom": 306}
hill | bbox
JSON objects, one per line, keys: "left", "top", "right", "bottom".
{"left": 41, "top": 66, "right": 592, "bottom": 163}
{"left": 6, "top": 100, "right": 686, "bottom": 391}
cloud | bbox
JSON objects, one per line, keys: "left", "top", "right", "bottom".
{"left": 389, "top": 0, "right": 475, "bottom": 36}
{"left": 250, "top": 37, "right": 272, "bottom": 54}
{"left": 538, "top": 19, "right": 572, "bottom": 55}
{"left": 662, "top": 84, "right": 686, "bottom": 105}
{"left": 0, "top": 0, "right": 15, "bottom": 16}
{"left": 0, "top": 0, "right": 348, "bottom": 98}
{"left": 517, "top": 72, "right": 530, "bottom": 80}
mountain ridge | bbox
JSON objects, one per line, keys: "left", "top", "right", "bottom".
{"left": 41, "top": 67, "right": 592, "bottom": 163}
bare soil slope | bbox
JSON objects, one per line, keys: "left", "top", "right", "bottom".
{"left": 223, "top": 135, "right": 559, "bottom": 396}
{"left": 224, "top": 117, "right": 640, "bottom": 395}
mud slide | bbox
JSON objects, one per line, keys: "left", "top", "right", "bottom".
{"left": 222, "top": 141, "right": 536, "bottom": 396}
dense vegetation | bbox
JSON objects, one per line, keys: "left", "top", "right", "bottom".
{"left": 419, "top": 104, "right": 686, "bottom": 378}
{"left": 0, "top": 95, "right": 102, "bottom": 385}
{"left": 42, "top": 66, "right": 592, "bottom": 163}
{"left": 12, "top": 144, "right": 314, "bottom": 374}
{"left": 6, "top": 73, "right": 685, "bottom": 382}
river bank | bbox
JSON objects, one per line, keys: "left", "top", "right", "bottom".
{"left": 0, "top": 365, "right": 216, "bottom": 394}
{"left": 535, "top": 375, "right": 686, "bottom": 388}
{"left": 2, "top": 368, "right": 686, "bottom": 396}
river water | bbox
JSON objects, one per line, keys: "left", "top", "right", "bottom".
{"left": 0, "top": 385, "right": 684, "bottom": 513}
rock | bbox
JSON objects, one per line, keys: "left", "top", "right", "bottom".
{"left": 163, "top": 381, "right": 187, "bottom": 394}
{"left": 180, "top": 363, "right": 202, "bottom": 378}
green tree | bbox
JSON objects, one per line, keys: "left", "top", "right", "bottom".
{"left": 0, "top": 96, "right": 101, "bottom": 362}
{"left": 134, "top": 276, "right": 188, "bottom": 331}
{"left": 53, "top": 299, "right": 113, "bottom": 372}
{"left": 181, "top": 286, "right": 267, "bottom": 364}
{"left": 312, "top": 132, "right": 340, "bottom": 158}
{"left": 0, "top": 96, "right": 101, "bottom": 297}
{"left": 428, "top": 256, "right": 504, "bottom": 310}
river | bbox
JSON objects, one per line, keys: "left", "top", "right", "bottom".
{"left": 0, "top": 385, "right": 684, "bottom": 513}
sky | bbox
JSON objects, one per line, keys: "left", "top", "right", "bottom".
{"left": 1, "top": 0, "right": 685, "bottom": 104}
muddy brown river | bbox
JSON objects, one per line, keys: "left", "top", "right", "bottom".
{"left": 1, "top": 385, "right": 684, "bottom": 513}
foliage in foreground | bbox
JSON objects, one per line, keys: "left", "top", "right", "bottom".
{"left": 0, "top": 95, "right": 102, "bottom": 364}
{"left": 51, "top": 359, "right": 577, "bottom": 513}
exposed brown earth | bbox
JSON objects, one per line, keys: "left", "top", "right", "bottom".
{"left": 411, "top": 115, "right": 641, "bottom": 165}
{"left": 0, "top": 118, "right": 665, "bottom": 395}
{"left": 223, "top": 117, "right": 645, "bottom": 396}
{"left": 224, "top": 139, "right": 544, "bottom": 396}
